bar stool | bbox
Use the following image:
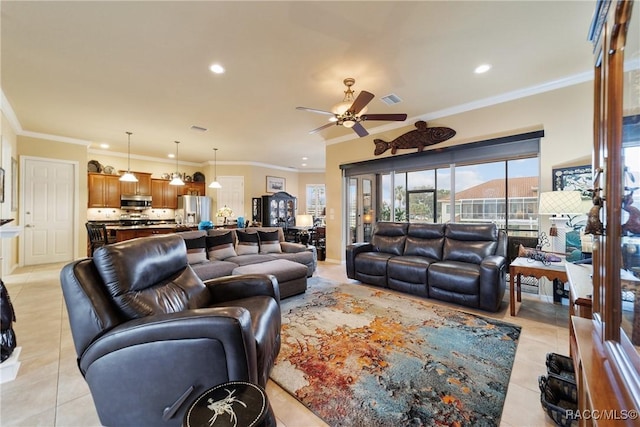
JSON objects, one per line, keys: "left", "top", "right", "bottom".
{"left": 85, "top": 223, "right": 109, "bottom": 256}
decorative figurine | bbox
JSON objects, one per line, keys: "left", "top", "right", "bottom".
{"left": 622, "top": 190, "right": 640, "bottom": 235}
{"left": 373, "top": 121, "right": 456, "bottom": 155}
{"left": 585, "top": 195, "right": 604, "bottom": 235}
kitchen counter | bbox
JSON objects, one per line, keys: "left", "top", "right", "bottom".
{"left": 107, "top": 224, "right": 198, "bottom": 242}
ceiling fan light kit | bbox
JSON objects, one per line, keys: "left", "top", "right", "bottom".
{"left": 297, "top": 78, "right": 407, "bottom": 137}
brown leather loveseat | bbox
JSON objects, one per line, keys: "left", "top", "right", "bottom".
{"left": 346, "top": 222, "right": 507, "bottom": 312}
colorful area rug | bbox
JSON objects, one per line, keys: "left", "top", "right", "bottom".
{"left": 270, "top": 278, "right": 521, "bottom": 427}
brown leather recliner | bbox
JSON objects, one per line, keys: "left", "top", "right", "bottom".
{"left": 60, "top": 234, "right": 281, "bottom": 427}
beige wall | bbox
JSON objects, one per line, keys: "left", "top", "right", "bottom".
{"left": 325, "top": 81, "right": 594, "bottom": 262}
{"left": 1, "top": 112, "right": 19, "bottom": 275}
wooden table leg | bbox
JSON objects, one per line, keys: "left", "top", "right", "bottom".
{"left": 510, "top": 268, "right": 516, "bottom": 316}
{"left": 517, "top": 273, "right": 522, "bottom": 303}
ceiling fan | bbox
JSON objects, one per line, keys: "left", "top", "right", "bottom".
{"left": 296, "top": 78, "right": 408, "bottom": 137}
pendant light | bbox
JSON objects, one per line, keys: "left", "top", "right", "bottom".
{"left": 209, "top": 147, "right": 222, "bottom": 189}
{"left": 169, "top": 141, "right": 185, "bottom": 186}
{"left": 119, "top": 131, "right": 138, "bottom": 182}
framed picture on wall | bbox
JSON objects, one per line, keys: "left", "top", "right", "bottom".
{"left": 266, "top": 176, "right": 285, "bottom": 193}
{"left": 552, "top": 165, "right": 592, "bottom": 197}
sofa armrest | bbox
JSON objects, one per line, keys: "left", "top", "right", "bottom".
{"left": 204, "top": 274, "right": 280, "bottom": 305}
{"left": 346, "top": 243, "right": 373, "bottom": 279}
{"left": 80, "top": 306, "right": 258, "bottom": 381}
{"left": 280, "top": 241, "right": 307, "bottom": 253}
{"left": 479, "top": 255, "right": 507, "bottom": 311}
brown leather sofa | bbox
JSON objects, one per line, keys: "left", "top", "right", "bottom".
{"left": 346, "top": 222, "right": 507, "bottom": 312}
{"left": 60, "top": 234, "right": 281, "bottom": 427}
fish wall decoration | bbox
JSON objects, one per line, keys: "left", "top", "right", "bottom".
{"left": 373, "top": 121, "right": 456, "bottom": 155}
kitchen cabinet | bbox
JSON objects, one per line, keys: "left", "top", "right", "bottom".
{"left": 88, "top": 173, "right": 121, "bottom": 208}
{"left": 120, "top": 171, "right": 151, "bottom": 195}
{"left": 151, "top": 179, "right": 178, "bottom": 209}
{"left": 261, "top": 191, "right": 296, "bottom": 228}
{"left": 179, "top": 181, "right": 206, "bottom": 196}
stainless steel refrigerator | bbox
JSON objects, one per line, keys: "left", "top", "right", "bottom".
{"left": 177, "top": 195, "right": 212, "bottom": 225}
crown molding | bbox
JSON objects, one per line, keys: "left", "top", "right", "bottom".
{"left": 325, "top": 69, "right": 594, "bottom": 146}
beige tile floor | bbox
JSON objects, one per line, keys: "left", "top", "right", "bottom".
{"left": 1, "top": 261, "right": 565, "bottom": 427}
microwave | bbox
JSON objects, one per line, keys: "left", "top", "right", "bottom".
{"left": 121, "top": 194, "right": 152, "bottom": 210}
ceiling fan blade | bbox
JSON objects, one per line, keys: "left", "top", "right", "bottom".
{"left": 309, "top": 122, "right": 335, "bottom": 134}
{"left": 348, "top": 91, "right": 375, "bottom": 115}
{"left": 352, "top": 122, "right": 369, "bottom": 137}
{"left": 361, "top": 113, "right": 408, "bottom": 121}
{"left": 296, "top": 106, "right": 335, "bottom": 116}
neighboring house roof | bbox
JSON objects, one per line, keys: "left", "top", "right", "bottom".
{"left": 441, "top": 177, "right": 539, "bottom": 202}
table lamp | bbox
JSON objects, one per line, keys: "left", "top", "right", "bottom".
{"left": 295, "top": 214, "right": 314, "bottom": 245}
{"left": 538, "top": 191, "right": 583, "bottom": 252}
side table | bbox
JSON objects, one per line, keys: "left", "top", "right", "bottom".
{"left": 509, "top": 256, "right": 568, "bottom": 316}
{"left": 183, "top": 381, "right": 276, "bottom": 427}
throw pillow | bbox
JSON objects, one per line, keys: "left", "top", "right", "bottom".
{"left": 236, "top": 230, "right": 259, "bottom": 255}
{"left": 258, "top": 230, "right": 282, "bottom": 254}
{"left": 206, "top": 233, "right": 237, "bottom": 260}
{"left": 184, "top": 235, "right": 207, "bottom": 264}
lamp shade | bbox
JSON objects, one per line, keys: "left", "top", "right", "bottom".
{"left": 295, "top": 214, "right": 314, "bottom": 228}
{"left": 538, "top": 191, "right": 583, "bottom": 215}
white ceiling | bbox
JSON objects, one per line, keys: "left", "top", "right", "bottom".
{"left": 1, "top": 1, "right": 596, "bottom": 171}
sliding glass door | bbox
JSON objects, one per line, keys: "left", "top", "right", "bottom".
{"left": 347, "top": 174, "right": 375, "bottom": 243}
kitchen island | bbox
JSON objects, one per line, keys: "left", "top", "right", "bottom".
{"left": 108, "top": 224, "right": 197, "bottom": 242}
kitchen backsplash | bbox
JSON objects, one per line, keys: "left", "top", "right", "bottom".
{"left": 87, "top": 208, "right": 177, "bottom": 221}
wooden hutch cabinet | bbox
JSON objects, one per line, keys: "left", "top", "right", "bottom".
{"left": 88, "top": 173, "right": 121, "bottom": 208}
{"left": 261, "top": 191, "right": 296, "bottom": 228}
{"left": 569, "top": 1, "right": 640, "bottom": 424}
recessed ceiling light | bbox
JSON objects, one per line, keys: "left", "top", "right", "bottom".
{"left": 209, "top": 64, "right": 225, "bottom": 74}
{"left": 301, "top": 163, "right": 307, "bottom": 167}
{"left": 168, "top": 153, "right": 175, "bottom": 158}
{"left": 100, "top": 143, "right": 109, "bottom": 149}
{"left": 302, "top": 157, "right": 308, "bottom": 160}
{"left": 474, "top": 64, "right": 492, "bottom": 74}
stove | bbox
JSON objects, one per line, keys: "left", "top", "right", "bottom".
{"left": 119, "top": 213, "right": 149, "bottom": 226}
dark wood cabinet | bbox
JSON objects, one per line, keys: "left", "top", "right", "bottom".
{"left": 571, "top": 0, "right": 640, "bottom": 422}
{"left": 261, "top": 191, "right": 296, "bottom": 228}
{"left": 120, "top": 171, "right": 151, "bottom": 195}
{"left": 151, "top": 179, "right": 178, "bottom": 209}
{"left": 88, "top": 173, "right": 120, "bottom": 208}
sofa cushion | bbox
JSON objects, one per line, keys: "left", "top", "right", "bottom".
{"left": 184, "top": 235, "right": 208, "bottom": 265}
{"left": 236, "top": 230, "right": 260, "bottom": 255}
{"left": 206, "top": 232, "right": 237, "bottom": 260}
{"left": 225, "top": 254, "right": 276, "bottom": 266}
{"left": 258, "top": 230, "right": 282, "bottom": 254}
{"left": 189, "top": 260, "right": 239, "bottom": 282}
{"left": 443, "top": 223, "right": 498, "bottom": 264}
{"left": 404, "top": 223, "right": 446, "bottom": 259}
{"left": 371, "top": 222, "right": 408, "bottom": 256}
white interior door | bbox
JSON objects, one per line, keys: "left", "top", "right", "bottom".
{"left": 216, "top": 176, "right": 244, "bottom": 221}
{"left": 22, "top": 158, "right": 75, "bottom": 265}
